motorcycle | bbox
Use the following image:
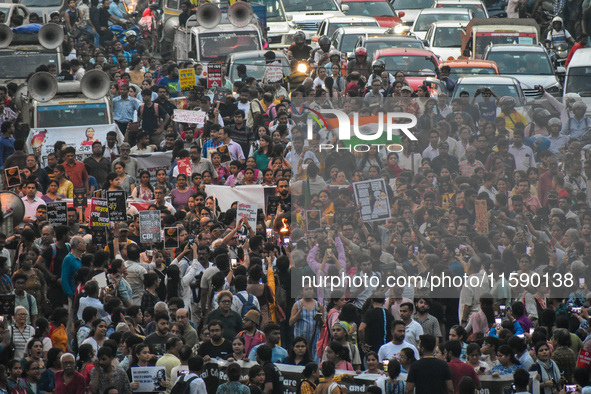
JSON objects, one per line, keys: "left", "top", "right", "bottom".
{"left": 548, "top": 41, "right": 570, "bottom": 68}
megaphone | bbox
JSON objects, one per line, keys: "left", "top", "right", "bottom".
{"left": 28, "top": 72, "right": 57, "bottom": 102}
{"left": 81, "top": 70, "right": 111, "bottom": 99}
{"left": 39, "top": 23, "right": 64, "bottom": 50}
{"left": 228, "top": 2, "right": 254, "bottom": 28}
{"left": 0, "top": 25, "right": 12, "bottom": 49}
{"left": 196, "top": 2, "right": 222, "bottom": 29}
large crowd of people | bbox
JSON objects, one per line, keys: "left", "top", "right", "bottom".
{"left": 1, "top": 0, "right": 591, "bottom": 393}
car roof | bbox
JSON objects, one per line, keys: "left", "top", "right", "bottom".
{"left": 322, "top": 16, "right": 378, "bottom": 23}
{"left": 375, "top": 47, "right": 436, "bottom": 56}
{"left": 228, "top": 51, "right": 289, "bottom": 60}
{"left": 417, "top": 8, "right": 473, "bottom": 14}
{"left": 427, "top": 21, "right": 469, "bottom": 28}
{"left": 362, "top": 35, "right": 422, "bottom": 41}
{"left": 442, "top": 59, "right": 497, "bottom": 67}
{"left": 456, "top": 75, "right": 520, "bottom": 84}
{"left": 433, "top": 0, "right": 484, "bottom": 4}
{"left": 333, "top": 27, "right": 390, "bottom": 34}
{"left": 486, "top": 44, "right": 544, "bottom": 52}
{"left": 568, "top": 48, "right": 591, "bottom": 68}
{"left": 342, "top": 0, "right": 388, "bottom": 2}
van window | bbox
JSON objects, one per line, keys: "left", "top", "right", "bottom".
{"left": 566, "top": 66, "right": 591, "bottom": 96}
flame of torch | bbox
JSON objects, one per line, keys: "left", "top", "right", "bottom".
{"left": 279, "top": 218, "right": 289, "bottom": 233}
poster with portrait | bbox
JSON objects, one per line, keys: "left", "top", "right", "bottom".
{"left": 4, "top": 167, "right": 20, "bottom": 188}
{"left": 131, "top": 366, "right": 166, "bottom": 392}
{"left": 353, "top": 179, "right": 391, "bottom": 222}
{"left": 164, "top": 227, "right": 179, "bottom": 249}
{"left": 306, "top": 210, "right": 321, "bottom": 231}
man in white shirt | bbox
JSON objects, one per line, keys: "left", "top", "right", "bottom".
{"left": 21, "top": 181, "right": 45, "bottom": 223}
{"left": 174, "top": 356, "right": 207, "bottom": 393}
{"left": 422, "top": 130, "right": 440, "bottom": 160}
{"left": 459, "top": 256, "right": 491, "bottom": 326}
{"left": 400, "top": 302, "right": 423, "bottom": 349}
{"left": 377, "top": 320, "right": 420, "bottom": 361}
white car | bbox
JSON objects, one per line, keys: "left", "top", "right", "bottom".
{"left": 331, "top": 26, "right": 389, "bottom": 59}
{"left": 283, "top": 0, "right": 347, "bottom": 40}
{"left": 423, "top": 21, "right": 468, "bottom": 61}
{"left": 313, "top": 16, "right": 379, "bottom": 43}
{"left": 410, "top": 8, "right": 474, "bottom": 40}
{"left": 431, "top": 0, "right": 489, "bottom": 18}
{"left": 392, "top": 0, "right": 435, "bottom": 29}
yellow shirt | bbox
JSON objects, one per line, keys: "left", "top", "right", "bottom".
{"left": 500, "top": 111, "right": 527, "bottom": 130}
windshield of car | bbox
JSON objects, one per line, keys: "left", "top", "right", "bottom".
{"left": 433, "top": 26, "right": 463, "bottom": 47}
{"left": 37, "top": 104, "right": 109, "bottom": 128}
{"left": 566, "top": 66, "right": 591, "bottom": 96}
{"left": 452, "top": 82, "right": 522, "bottom": 104}
{"left": 284, "top": 0, "right": 338, "bottom": 12}
{"left": 380, "top": 54, "right": 436, "bottom": 76}
{"left": 414, "top": 12, "right": 470, "bottom": 31}
{"left": 486, "top": 52, "right": 553, "bottom": 75}
{"left": 448, "top": 66, "right": 497, "bottom": 79}
{"left": 228, "top": 58, "right": 290, "bottom": 81}
{"left": 0, "top": 50, "right": 58, "bottom": 79}
{"left": 435, "top": 4, "right": 486, "bottom": 18}
{"left": 258, "top": 0, "right": 287, "bottom": 22}
{"left": 340, "top": 34, "right": 366, "bottom": 52}
{"left": 21, "top": 0, "right": 62, "bottom": 6}
{"left": 395, "top": 0, "right": 435, "bottom": 10}
{"left": 366, "top": 39, "right": 423, "bottom": 58}
{"left": 474, "top": 33, "right": 536, "bottom": 58}
{"left": 344, "top": 1, "right": 396, "bottom": 16}
{"left": 198, "top": 31, "right": 261, "bottom": 62}
{"left": 328, "top": 21, "right": 378, "bottom": 36}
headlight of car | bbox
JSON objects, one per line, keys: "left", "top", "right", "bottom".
{"left": 545, "top": 84, "right": 561, "bottom": 94}
{"left": 393, "top": 23, "right": 406, "bottom": 35}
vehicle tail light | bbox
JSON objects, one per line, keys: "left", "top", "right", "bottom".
{"left": 447, "top": 56, "right": 455, "bottom": 60}
{"left": 398, "top": 11, "right": 405, "bottom": 17}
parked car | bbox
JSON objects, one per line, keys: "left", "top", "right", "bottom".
{"left": 431, "top": 0, "right": 489, "bottom": 18}
{"left": 483, "top": 43, "right": 563, "bottom": 97}
{"left": 341, "top": 0, "right": 402, "bottom": 27}
{"left": 373, "top": 47, "right": 440, "bottom": 89}
{"left": 355, "top": 34, "right": 425, "bottom": 60}
{"left": 313, "top": 16, "right": 379, "bottom": 43}
{"left": 423, "top": 21, "right": 468, "bottom": 61}
{"left": 441, "top": 59, "right": 499, "bottom": 80}
{"left": 411, "top": 8, "right": 474, "bottom": 40}
{"left": 330, "top": 26, "right": 389, "bottom": 59}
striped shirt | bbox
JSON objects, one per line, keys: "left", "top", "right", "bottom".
{"left": 8, "top": 324, "right": 35, "bottom": 360}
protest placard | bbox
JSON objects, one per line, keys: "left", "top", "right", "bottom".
{"left": 91, "top": 227, "right": 107, "bottom": 247}
{"left": 577, "top": 349, "right": 591, "bottom": 368}
{"left": 177, "top": 157, "right": 192, "bottom": 177}
{"left": 130, "top": 366, "right": 166, "bottom": 392}
{"left": 179, "top": 68, "right": 196, "bottom": 91}
{"left": 47, "top": 201, "right": 68, "bottom": 225}
{"left": 4, "top": 167, "right": 20, "bottom": 188}
{"left": 139, "top": 210, "right": 161, "bottom": 243}
{"left": 164, "top": 227, "right": 179, "bottom": 249}
{"left": 207, "top": 64, "right": 222, "bottom": 88}
{"left": 237, "top": 202, "right": 257, "bottom": 232}
{"left": 353, "top": 179, "right": 391, "bottom": 222}
{"left": 73, "top": 188, "right": 87, "bottom": 207}
{"left": 107, "top": 190, "right": 127, "bottom": 222}
{"left": 266, "top": 195, "right": 281, "bottom": 216}
{"left": 265, "top": 65, "right": 283, "bottom": 83}
{"left": 217, "top": 145, "right": 231, "bottom": 163}
{"left": 89, "top": 198, "right": 109, "bottom": 227}
{"left": 173, "top": 109, "right": 206, "bottom": 125}
{"left": 0, "top": 294, "right": 15, "bottom": 316}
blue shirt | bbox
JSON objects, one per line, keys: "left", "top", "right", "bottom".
{"left": 158, "top": 76, "right": 181, "bottom": 97}
{"left": 249, "top": 344, "right": 287, "bottom": 363}
{"left": 202, "top": 139, "right": 223, "bottom": 159}
{"left": 113, "top": 95, "right": 141, "bottom": 122}
{"left": 108, "top": 2, "right": 125, "bottom": 20}
{"left": 61, "top": 253, "right": 82, "bottom": 297}
{"left": 562, "top": 116, "right": 591, "bottom": 140}
{"left": 0, "top": 135, "right": 14, "bottom": 169}
{"left": 110, "top": 51, "right": 132, "bottom": 64}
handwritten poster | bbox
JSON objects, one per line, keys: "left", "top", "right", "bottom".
{"left": 207, "top": 64, "right": 222, "bottom": 88}
{"left": 179, "top": 68, "right": 196, "bottom": 91}
{"left": 139, "top": 210, "right": 161, "bottom": 243}
{"left": 237, "top": 202, "right": 257, "bottom": 232}
{"left": 173, "top": 109, "right": 206, "bottom": 125}
{"left": 353, "top": 179, "right": 391, "bottom": 222}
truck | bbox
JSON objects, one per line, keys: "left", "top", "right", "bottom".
{"left": 0, "top": 23, "right": 63, "bottom": 86}
{"left": 19, "top": 70, "right": 123, "bottom": 164}
{"left": 173, "top": 2, "right": 264, "bottom": 63}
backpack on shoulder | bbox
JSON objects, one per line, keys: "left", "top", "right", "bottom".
{"left": 170, "top": 376, "right": 197, "bottom": 394}
{"left": 236, "top": 293, "right": 260, "bottom": 317}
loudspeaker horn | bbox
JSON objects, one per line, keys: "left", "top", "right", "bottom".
{"left": 228, "top": 2, "right": 254, "bottom": 28}
{"left": 196, "top": 2, "right": 222, "bottom": 29}
{"left": 28, "top": 72, "right": 58, "bottom": 102}
{"left": 81, "top": 70, "right": 111, "bottom": 99}
{"left": 13, "top": 84, "right": 28, "bottom": 110}
{"left": 39, "top": 23, "right": 64, "bottom": 49}
{"left": 0, "top": 25, "right": 12, "bottom": 49}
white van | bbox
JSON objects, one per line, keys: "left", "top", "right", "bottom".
{"left": 564, "top": 48, "right": 591, "bottom": 113}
